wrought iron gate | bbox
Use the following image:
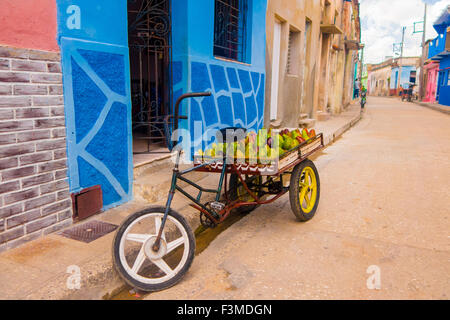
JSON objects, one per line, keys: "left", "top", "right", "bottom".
{"left": 128, "top": 0, "right": 173, "bottom": 153}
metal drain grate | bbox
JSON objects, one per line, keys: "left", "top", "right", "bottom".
{"left": 59, "top": 220, "right": 118, "bottom": 243}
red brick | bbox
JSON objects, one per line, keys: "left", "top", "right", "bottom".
{"left": 0, "top": 58, "right": 9, "bottom": 70}
{"left": 0, "top": 157, "right": 18, "bottom": 170}
{"left": 31, "top": 73, "right": 61, "bottom": 84}
{"left": 42, "top": 199, "right": 71, "bottom": 216}
{"left": 57, "top": 189, "right": 70, "bottom": 201}
{"left": 33, "top": 96, "right": 63, "bottom": 106}
{"left": 2, "top": 166, "right": 36, "bottom": 181}
{"left": 11, "top": 60, "right": 46, "bottom": 72}
{"left": 0, "top": 109, "right": 14, "bottom": 120}
{"left": 6, "top": 209, "right": 41, "bottom": 229}
{"left": 0, "top": 219, "right": 4, "bottom": 232}
{"left": 43, "top": 219, "right": 72, "bottom": 235}
{"left": 0, "top": 203, "right": 22, "bottom": 219}
{"left": 34, "top": 118, "right": 65, "bottom": 129}
{"left": 0, "top": 84, "right": 12, "bottom": 95}
{"left": 47, "top": 63, "right": 61, "bottom": 73}
{"left": 28, "top": 50, "right": 60, "bottom": 62}
{"left": 0, "top": 96, "right": 32, "bottom": 108}
{"left": 0, "top": 46, "right": 29, "bottom": 59}
{"left": 26, "top": 214, "right": 57, "bottom": 233}
{"left": 16, "top": 107, "right": 49, "bottom": 119}
{"left": 14, "top": 85, "right": 48, "bottom": 95}
{"left": 0, "top": 226, "right": 24, "bottom": 244}
{"left": 3, "top": 187, "right": 39, "bottom": 205}
{"left": 0, "top": 133, "right": 16, "bottom": 145}
{"left": 52, "top": 128, "right": 66, "bottom": 138}
{"left": 0, "top": 120, "right": 34, "bottom": 133}
{"left": 36, "top": 138, "right": 66, "bottom": 152}
{"left": 57, "top": 209, "right": 72, "bottom": 221}
{"left": 49, "top": 85, "right": 63, "bottom": 95}
{"left": 50, "top": 106, "right": 65, "bottom": 116}
{"left": 17, "top": 130, "right": 51, "bottom": 143}
{"left": 0, "top": 143, "right": 34, "bottom": 157}
{"left": 21, "top": 173, "right": 54, "bottom": 189}
{"left": 0, "top": 72, "right": 30, "bottom": 83}
{"left": 20, "top": 152, "right": 52, "bottom": 166}
{"left": 40, "top": 179, "right": 68, "bottom": 195}
{"left": 54, "top": 169, "right": 68, "bottom": 180}
{"left": 0, "top": 181, "right": 20, "bottom": 195}
{"left": 24, "top": 193, "right": 56, "bottom": 211}
{"left": 38, "top": 160, "right": 67, "bottom": 173}
{"left": 54, "top": 148, "right": 67, "bottom": 160}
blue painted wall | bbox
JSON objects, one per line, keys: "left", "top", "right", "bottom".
{"left": 56, "top": 0, "right": 133, "bottom": 210}
{"left": 428, "top": 33, "right": 446, "bottom": 60}
{"left": 390, "top": 66, "right": 415, "bottom": 89}
{"left": 437, "top": 57, "right": 450, "bottom": 106}
{"left": 56, "top": 0, "right": 267, "bottom": 209}
{"left": 172, "top": 0, "right": 267, "bottom": 154}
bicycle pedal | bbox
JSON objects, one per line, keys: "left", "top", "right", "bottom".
{"left": 210, "top": 201, "right": 225, "bottom": 212}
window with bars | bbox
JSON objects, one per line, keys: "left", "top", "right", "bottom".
{"left": 286, "top": 29, "right": 300, "bottom": 75}
{"left": 213, "top": 0, "right": 249, "bottom": 62}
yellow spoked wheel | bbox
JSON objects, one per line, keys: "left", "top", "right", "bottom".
{"left": 229, "top": 174, "right": 262, "bottom": 214}
{"left": 289, "top": 159, "right": 320, "bottom": 221}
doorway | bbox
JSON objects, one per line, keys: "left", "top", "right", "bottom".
{"left": 127, "top": 0, "right": 173, "bottom": 157}
{"left": 270, "top": 20, "right": 282, "bottom": 121}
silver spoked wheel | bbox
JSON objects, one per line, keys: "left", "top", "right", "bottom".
{"left": 113, "top": 207, "right": 195, "bottom": 291}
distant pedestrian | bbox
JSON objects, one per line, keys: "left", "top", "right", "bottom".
{"left": 354, "top": 78, "right": 361, "bottom": 98}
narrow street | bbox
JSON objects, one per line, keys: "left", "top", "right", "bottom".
{"left": 146, "top": 97, "right": 450, "bottom": 300}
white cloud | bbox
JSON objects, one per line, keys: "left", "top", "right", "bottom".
{"left": 360, "top": 0, "right": 449, "bottom": 64}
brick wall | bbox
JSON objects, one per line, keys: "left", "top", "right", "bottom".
{"left": 0, "top": 45, "right": 72, "bottom": 252}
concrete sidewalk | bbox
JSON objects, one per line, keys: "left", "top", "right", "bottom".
{"left": 0, "top": 104, "right": 362, "bottom": 300}
{"left": 413, "top": 101, "right": 450, "bottom": 115}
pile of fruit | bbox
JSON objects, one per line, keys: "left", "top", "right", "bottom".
{"left": 196, "top": 128, "right": 317, "bottom": 161}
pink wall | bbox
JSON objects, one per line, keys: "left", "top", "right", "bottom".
{"left": 0, "top": 0, "right": 58, "bottom": 52}
{"left": 424, "top": 62, "right": 439, "bottom": 103}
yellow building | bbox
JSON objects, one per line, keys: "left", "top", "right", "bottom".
{"left": 265, "top": 0, "right": 362, "bottom": 129}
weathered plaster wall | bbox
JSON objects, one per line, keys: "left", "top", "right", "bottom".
{"left": 264, "top": 0, "right": 322, "bottom": 127}
{"left": 0, "top": 0, "right": 59, "bottom": 52}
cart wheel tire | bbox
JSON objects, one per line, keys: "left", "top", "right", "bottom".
{"left": 112, "top": 206, "right": 195, "bottom": 292}
{"left": 229, "top": 174, "right": 261, "bottom": 214}
{"left": 289, "top": 159, "right": 320, "bottom": 222}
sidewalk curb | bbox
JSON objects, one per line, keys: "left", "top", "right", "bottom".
{"left": 413, "top": 101, "right": 450, "bottom": 115}
{"left": 14, "top": 109, "right": 363, "bottom": 300}
{"left": 322, "top": 112, "right": 362, "bottom": 147}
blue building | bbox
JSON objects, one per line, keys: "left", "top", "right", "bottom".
{"left": 428, "top": 6, "right": 450, "bottom": 106}
{"left": 55, "top": 0, "right": 267, "bottom": 211}
{"left": 389, "top": 64, "right": 417, "bottom": 95}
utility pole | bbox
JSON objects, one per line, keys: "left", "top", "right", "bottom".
{"left": 398, "top": 27, "right": 406, "bottom": 94}
{"left": 419, "top": 4, "right": 428, "bottom": 101}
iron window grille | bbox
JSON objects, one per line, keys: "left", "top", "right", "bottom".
{"left": 213, "top": 0, "right": 248, "bottom": 62}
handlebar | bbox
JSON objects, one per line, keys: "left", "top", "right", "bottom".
{"left": 172, "top": 92, "right": 212, "bottom": 146}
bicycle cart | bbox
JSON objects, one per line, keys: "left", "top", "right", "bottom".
{"left": 113, "top": 93, "right": 324, "bottom": 292}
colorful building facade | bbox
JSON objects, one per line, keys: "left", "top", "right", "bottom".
{"left": 55, "top": 0, "right": 267, "bottom": 211}
{"left": 428, "top": 6, "right": 450, "bottom": 106}
{"left": 1, "top": 0, "right": 267, "bottom": 250}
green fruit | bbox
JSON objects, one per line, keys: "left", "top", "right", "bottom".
{"left": 302, "top": 129, "right": 309, "bottom": 141}
{"left": 282, "top": 136, "right": 294, "bottom": 150}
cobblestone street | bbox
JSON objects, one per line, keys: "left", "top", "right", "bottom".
{"left": 145, "top": 97, "right": 450, "bottom": 300}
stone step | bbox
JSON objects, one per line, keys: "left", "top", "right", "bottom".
{"left": 298, "top": 118, "right": 316, "bottom": 129}
{"left": 316, "top": 111, "right": 331, "bottom": 122}
{"left": 298, "top": 113, "right": 309, "bottom": 120}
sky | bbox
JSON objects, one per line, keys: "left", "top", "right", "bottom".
{"left": 360, "top": 0, "right": 449, "bottom": 64}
